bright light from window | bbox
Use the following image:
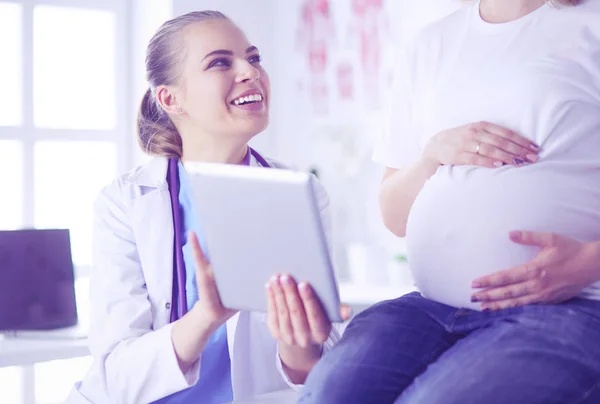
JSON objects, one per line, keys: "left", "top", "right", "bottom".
{"left": 34, "top": 141, "right": 117, "bottom": 266}
{"left": 0, "top": 141, "right": 23, "bottom": 230}
{"left": 33, "top": 6, "right": 117, "bottom": 130}
{"left": 0, "top": 366, "right": 24, "bottom": 403}
{"left": 0, "top": 3, "right": 22, "bottom": 127}
{"left": 36, "top": 356, "right": 93, "bottom": 404}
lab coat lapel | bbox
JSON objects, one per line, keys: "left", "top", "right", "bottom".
{"left": 129, "top": 157, "right": 175, "bottom": 329}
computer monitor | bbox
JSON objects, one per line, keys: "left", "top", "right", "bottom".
{"left": 0, "top": 229, "right": 78, "bottom": 331}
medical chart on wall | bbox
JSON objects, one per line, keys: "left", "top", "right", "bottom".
{"left": 295, "top": 0, "right": 397, "bottom": 117}
{"left": 349, "top": 0, "right": 391, "bottom": 109}
{"left": 296, "top": 0, "right": 336, "bottom": 115}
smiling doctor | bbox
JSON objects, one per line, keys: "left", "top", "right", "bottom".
{"left": 67, "top": 10, "right": 349, "bottom": 404}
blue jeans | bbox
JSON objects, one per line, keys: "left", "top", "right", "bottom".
{"left": 299, "top": 292, "right": 600, "bottom": 404}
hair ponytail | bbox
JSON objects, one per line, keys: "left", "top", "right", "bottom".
{"left": 136, "top": 88, "right": 183, "bottom": 158}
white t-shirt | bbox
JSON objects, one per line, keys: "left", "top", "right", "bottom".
{"left": 373, "top": 0, "right": 600, "bottom": 309}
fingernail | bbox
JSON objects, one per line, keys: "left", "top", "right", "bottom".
{"left": 493, "top": 161, "right": 503, "bottom": 167}
{"left": 513, "top": 158, "right": 524, "bottom": 165}
{"left": 530, "top": 144, "right": 539, "bottom": 151}
{"left": 471, "top": 295, "right": 480, "bottom": 303}
{"left": 526, "top": 154, "right": 538, "bottom": 162}
{"left": 298, "top": 286, "right": 309, "bottom": 297}
{"left": 280, "top": 274, "right": 291, "bottom": 284}
{"left": 270, "top": 275, "right": 279, "bottom": 284}
{"left": 472, "top": 281, "right": 481, "bottom": 288}
{"left": 298, "top": 282, "right": 309, "bottom": 291}
{"left": 264, "top": 282, "right": 271, "bottom": 289}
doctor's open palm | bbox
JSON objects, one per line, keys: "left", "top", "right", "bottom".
{"left": 189, "top": 232, "right": 238, "bottom": 328}
{"left": 266, "top": 274, "right": 351, "bottom": 348}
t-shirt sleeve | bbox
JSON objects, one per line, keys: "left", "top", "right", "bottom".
{"left": 372, "top": 42, "right": 422, "bottom": 169}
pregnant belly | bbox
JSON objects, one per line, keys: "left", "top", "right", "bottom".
{"left": 405, "top": 164, "right": 600, "bottom": 310}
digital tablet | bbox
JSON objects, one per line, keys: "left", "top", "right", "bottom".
{"left": 184, "top": 162, "right": 343, "bottom": 323}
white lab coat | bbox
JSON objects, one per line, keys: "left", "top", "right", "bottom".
{"left": 67, "top": 155, "right": 340, "bottom": 404}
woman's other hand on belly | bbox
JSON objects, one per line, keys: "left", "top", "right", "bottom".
{"left": 423, "top": 121, "right": 539, "bottom": 168}
{"left": 471, "top": 231, "right": 600, "bottom": 310}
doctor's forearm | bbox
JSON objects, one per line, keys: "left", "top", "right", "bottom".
{"left": 171, "top": 306, "right": 216, "bottom": 374}
{"left": 278, "top": 342, "right": 322, "bottom": 384}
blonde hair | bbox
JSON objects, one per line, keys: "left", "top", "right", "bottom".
{"left": 137, "top": 11, "right": 228, "bottom": 158}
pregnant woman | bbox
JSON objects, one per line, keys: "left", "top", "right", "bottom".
{"left": 299, "top": 0, "right": 600, "bottom": 403}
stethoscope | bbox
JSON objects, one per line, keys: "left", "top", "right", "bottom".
{"left": 167, "top": 147, "right": 271, "bottom": 322}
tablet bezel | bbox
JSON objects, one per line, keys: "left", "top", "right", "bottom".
{"left": 184, "top": 163, "right": 343, "bottom": 323}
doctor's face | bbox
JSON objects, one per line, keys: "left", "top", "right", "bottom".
{"left": 175, "top": 19, "right": 270, "bottom": 141}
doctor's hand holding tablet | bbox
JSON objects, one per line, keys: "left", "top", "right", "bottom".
{"left": 184, "top": 232, "right": 351, "bottom": 376}
{"left": 180, "top": 162, "right": 352, "bottom": 376}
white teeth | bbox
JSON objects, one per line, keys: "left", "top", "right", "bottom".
{"left": 233, "top": 93, "right": 263, "bottom": 105}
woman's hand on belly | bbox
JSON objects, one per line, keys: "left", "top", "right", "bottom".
{"left": 471, "top": 231, "right": 600, "bottom": 310}
{"left": 423, "top": 121, "right": 539, "bottom": 168}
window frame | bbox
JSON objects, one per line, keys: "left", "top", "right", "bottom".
{"left": 0, "top": 0, "right": 132, "bottom": 277}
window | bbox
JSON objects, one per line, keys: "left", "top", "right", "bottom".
{"left": 0, "top": 2, "right": 22, "bottom": 127}
{"left": 0, "top": 1, "right": 129, "bottom": 403}
{"left": 33, "top": 6, "right": 117, "bottom": 130}
{"left": 34, "top": 141, "right": 118, "bottom": 266}
{"left": 0, "top": 141, "right": 23, "bottom": 230}
{"left": 0, "top": 0, "right": 129, "bottom": 268}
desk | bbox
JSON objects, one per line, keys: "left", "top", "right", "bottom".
{"left": 0, "top": 335, "right": 90, "bottom": 404}
{"left": 0, "top": 336, "right": 89, "bottom": 368}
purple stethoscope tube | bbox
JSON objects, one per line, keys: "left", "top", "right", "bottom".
{"left": 166, "top": 148, "right": 271, "bottom": 322}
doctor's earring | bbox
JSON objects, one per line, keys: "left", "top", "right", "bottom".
{"left": 177, "top": 108, "right": 183, "bottom": 114}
